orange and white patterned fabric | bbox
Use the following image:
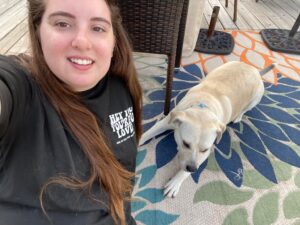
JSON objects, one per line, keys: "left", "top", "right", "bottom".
{"left": 182, "top": 31, "right": 300, "bottom": 85}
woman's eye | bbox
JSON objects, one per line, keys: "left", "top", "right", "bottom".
{"left": 183, "top": 141, "right": 190, "bottom": 149}
{"left": 93, "top": 26, "right": 105, "bottom": 32}
{"left": 55, "top": 22, "right": 70, "bottom": 28}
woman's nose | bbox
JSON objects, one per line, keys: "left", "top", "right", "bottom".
{"left": 71, "top": 30, "right": 92, "bottom": 50}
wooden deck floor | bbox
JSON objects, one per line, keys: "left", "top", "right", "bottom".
{"left": 0, "top": 0, "right": 299, "bottom": 55}
{"left": 202, "top": 0, "right": 300, "bottom": 30}
{"left": 0, "top": 0, "right": 29, "bottom": 55}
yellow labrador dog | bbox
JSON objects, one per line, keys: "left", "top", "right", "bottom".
{"left": 140, "top": 61, "right": 276, "bottom": 197}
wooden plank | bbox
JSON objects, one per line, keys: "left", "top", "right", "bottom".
{"left": 0, "top": 19, "right": 27, "bottom": 54}
{"left": 273, "top": 0, "right": 299, "bottom": 19}
{"left": 0, "top": 0, "right": 25, "bottom": 19}
{"left": 201, "top": 14, "right": 209, "bottom": 29}
{"left": 219, "top": 0, "right": 247, "bottom": 29}
{"left": 236, "top": 0, "right": 265, "bottom": 30}
{"left": 0, "top": 1, "right": 26, "bottom": 27}
{"left": 208, "top": 0, "right": 238, "bottom": 29}
{"left": 202, "top": 0, "right": 300, "bottom": 30}
{"left": 290, "top": 0, "right": 300, "bottom": 9}
{"left": 0, "top": 1, "right": 27, "bottom": 41}
{"left": 241, "top": 0, "right": 277, "bottom": 29}
{"left": 7, "top": 31, "right": 30, "bottom": 55}
{"left": 220, "top": 0, "right": 260, "bottom": 30}
{"left": 257, "top": 0, "right": 294, "bottom": 29}
{"left": 0, "top": 0, "right": 22, "bottom": 16}
{"left": 203, "top": 1, "right": 224, "bottom": 30}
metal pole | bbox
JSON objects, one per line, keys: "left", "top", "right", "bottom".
{"left": 207, "top": 6, "right": 220, "bottom": 39}
{"left": 289, "top": 13, "right": 300, "bottom": 38}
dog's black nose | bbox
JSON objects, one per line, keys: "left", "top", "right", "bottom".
{"left": 186, "top": 165, "right": 197, "bottom": 173}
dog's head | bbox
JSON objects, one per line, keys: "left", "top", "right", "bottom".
{"left": 169, "top": 107, "right": 225, "bottom": 173}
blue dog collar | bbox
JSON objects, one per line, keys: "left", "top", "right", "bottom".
{"left": 198, "top": 103, "right": 208, "bottom": 109}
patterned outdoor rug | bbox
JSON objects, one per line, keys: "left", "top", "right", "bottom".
{"left": 132, "top": 31, "right": 300, "bottom": 225}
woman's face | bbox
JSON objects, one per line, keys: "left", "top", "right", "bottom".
{"left": 39, "top": 0, "right": 115, "bottom": 91}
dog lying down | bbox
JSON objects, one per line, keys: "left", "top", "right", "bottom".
{"left": 139, "top": 61, "right": 276, "bottom": 198}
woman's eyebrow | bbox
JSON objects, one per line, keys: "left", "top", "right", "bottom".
{"left": 91, "top": 17, "right": 112, "bottom": 26}
{"left": 48, "top": 11, "right": 75, "bottom": 19}
{"left": 48, "top": 11, "right": 111, "bottom": 26}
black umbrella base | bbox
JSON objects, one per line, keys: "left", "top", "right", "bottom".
{"left": 195, "top": 29, "right": 235, "bottom": 55}
{"left": 261, "top": 29, "right": 300, "bottom": 55}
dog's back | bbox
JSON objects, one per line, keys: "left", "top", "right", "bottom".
{"left": 186, "top": 61, "right": 264, "bottom": 122}
{"left": 203, "top": 61, "right": 261, "bottom": 97}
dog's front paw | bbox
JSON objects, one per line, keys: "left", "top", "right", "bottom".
{"left": 163, "top": 171, "right": 190, "bottom": 198}
{"left": 164, "top": 178, "right": 182, "bottom": 198}
{"left": 139, "top": 136, "right": 147, "bottom": 146}
{"left": 139, "top": 134, "right": 154, "bottom": 146}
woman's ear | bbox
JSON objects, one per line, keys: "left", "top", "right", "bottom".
{"left": 168, "top": 111, "right": 186, "bottom": 128}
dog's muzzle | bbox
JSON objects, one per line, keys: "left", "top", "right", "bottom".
{"left": 186, "top": 164, "right": 197, "bottom": 173}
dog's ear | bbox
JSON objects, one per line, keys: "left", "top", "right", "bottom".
{"left": 215, "top": 121, "right": 226, "bottom": 144}
{"left": 168, "top": 111, "right": 185, "bottom": 127}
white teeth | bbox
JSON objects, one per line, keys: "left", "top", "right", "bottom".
{"left": 69, "top": 58, "right": 93, "bottom": 65}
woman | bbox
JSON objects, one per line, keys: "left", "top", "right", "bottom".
{"left": 0, "top": 0, "right": 142, "bottom": 224}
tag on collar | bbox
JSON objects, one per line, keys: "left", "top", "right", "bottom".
{"left": 198, "top": 103, "right": 208, "bottom": 109}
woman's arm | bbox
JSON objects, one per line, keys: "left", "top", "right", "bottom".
{"left": 0, "top": 79, "right": 12, "bottom": 138}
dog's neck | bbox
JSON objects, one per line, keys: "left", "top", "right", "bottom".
{"left": 190, "top": 102, "right": 211, "bottom": 112}
{"left": 192, "top": 101, "right": 225, "bottom": 123}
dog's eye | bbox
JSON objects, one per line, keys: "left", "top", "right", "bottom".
{"left": 183, "top": 141, "right": 190, "bottom": 149}
{"left": 200, "top": 148, "right": 209, "bottom": 153}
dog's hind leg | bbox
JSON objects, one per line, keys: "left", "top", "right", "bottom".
{"left": 233, "top": 112, "right": 245, "bottom": 123}
{"left": 233, "top": 82, "right": 264, "bottom": 123}
{"left": 246, "top": 81, "right": 265, "bottom": 111}
{"left": 164, "top": 170, "right": 190, "bottom": 198}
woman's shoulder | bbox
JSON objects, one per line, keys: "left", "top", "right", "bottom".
{"left": 0, "top": 54, "right": 36, "bottom": 96}
{"left": 0, "top": 54, "right": 32, "bottom": 83}
{"left": 0, "top": 54, "right": 26, "bottom": 69}
{"left": 0, "top": 54, "right": 36, "bottom": 112}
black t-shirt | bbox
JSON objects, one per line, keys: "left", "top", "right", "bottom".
{"left": 0, "top": 55, "right": 137, "bottom": 225}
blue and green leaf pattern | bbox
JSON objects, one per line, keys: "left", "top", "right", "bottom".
{"left": 132, "top": 58, "right": 300, "bottom": 224}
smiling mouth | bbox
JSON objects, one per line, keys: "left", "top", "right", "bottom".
{"left": 68, "top": 58, "right": 94, "bottom": 65}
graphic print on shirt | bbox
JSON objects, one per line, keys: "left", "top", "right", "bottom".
{"left": 109, "top": 107, "right": 135, "bottom": 144}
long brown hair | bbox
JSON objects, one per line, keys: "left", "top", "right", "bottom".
{"left": 25, "top": 0, "right": 142, "bottom": 224}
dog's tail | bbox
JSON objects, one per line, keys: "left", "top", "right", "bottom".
{"left": 259, "top": 63, "right": 277, "bottom": 76}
